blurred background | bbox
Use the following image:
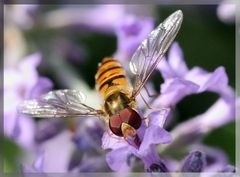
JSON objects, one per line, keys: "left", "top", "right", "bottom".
{"left": 3, "top": 4, "right": 236, "bottom": 173}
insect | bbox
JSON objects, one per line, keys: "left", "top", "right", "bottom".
{"left": 18, "top": 10, "right": 183, "bottom": 143}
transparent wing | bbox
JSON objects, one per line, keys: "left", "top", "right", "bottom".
{"left": 18, "top": 89, "right": 104, "bottom": 118}
{"left": 129, "top": 10, "right": 183, "bottom": 98}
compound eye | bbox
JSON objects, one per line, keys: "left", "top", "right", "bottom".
{"left": 109, "top": 114, "right": 123, "bottom": 137}
{"left": 109, "top": 108, "right": 142, "bottom": 137}
{"left": 121, "top": 108, "right": 142, "bottom": 130}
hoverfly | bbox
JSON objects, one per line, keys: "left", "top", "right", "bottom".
{"left": 18, "top": 10, "right": 183, "bottom": 144}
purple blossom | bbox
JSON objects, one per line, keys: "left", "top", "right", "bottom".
{"left": 156, "top": 42, "right": 235, "bottom": 107}
{"left": 154, "top": 42, "right": 236, "bottom": 132}
{"left": 102, "top": 109, "right": 171, "bottom": 171}
{"left": 114, "top": 15, "right": 154, "bottom": 61}
{"left": 151, "top": 42, "right": 237, "bottom": 172}
{"left": 101, "top": 41, "right": 237, "bottom": 172}
{"left": 192, "top": 145, "right": 229, "bottom": 172}
{"left": 181, "top": 151, "right": 206, "bottom": 172}
{"left": 4, "top": 53, "right": 53, "bottom": 149}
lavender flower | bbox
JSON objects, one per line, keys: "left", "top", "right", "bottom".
{"left": 156, "top": 42, "right": 234, "bottom": 107}
{"left": 101, "top": 40, "right": 237, "bottom": 172}
{"left": 114, "top": 15, "right": 154, "bottom": 61}
{"left": 152, "top": 42, "right": 237, "bottom": 172}
{"left": 181, "top": 151, "right": 206, "bottom": 172}
{"left": 4, "top": 53, "right": 53, "bottom": 149}
{"left": 102, "top": 109, "right": 171, "bottom": 171}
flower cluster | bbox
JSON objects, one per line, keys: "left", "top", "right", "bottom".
{"left": 101, "top": 42, "right": 238, "bottom": 173}
{"left": 4, "top": 53, "right": 53, "bottom": 149}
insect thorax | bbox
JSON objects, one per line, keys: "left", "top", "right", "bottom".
{"left": 104, "top": 91, "right": 134, "bottom": 117}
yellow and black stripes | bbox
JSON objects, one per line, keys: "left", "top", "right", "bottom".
{"left": 95, "top": 57, "right": 129, "bottom": 98}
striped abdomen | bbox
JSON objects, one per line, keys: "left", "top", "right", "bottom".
{"left": 95, "top": 57, "right": 130, "bottom": 99}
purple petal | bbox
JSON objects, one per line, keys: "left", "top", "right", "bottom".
{"left": 115, "top": 15, "right": 154, "bottom": 60}
{"left": 157, "top": 42, "right": 188, "bottom": 80}
{"left": 146, "top": 108, "right": 170, "bottom": 128}
{"left": 18, "top": 53, "right": 41, "bottom": 91}
{"left": 157, "top": 57, "right": 177, "bottom": 80}
{"left": 153, "top": 78, "right": 199, "bottom": 106}
{"left": 201, "top": 67, "right": 228, "bottom": 91}
{"left": 27, "top": 77, "right": 53, "bottom": 99}
{"left": 185, "top": 66, "right": 234, "bottom": 101}
{"left": 34, "top": 119, "right": 66, "bottom": 143}
{"left": 14, "top": 115, "right": 36, "bottom": 149}
{"left": 101, "top": 132, "right": 128, "bottom": 150}
{"left": 105, "top": 147, "right": 130, "bottom": 171}
{"left": 185, "top": 67, "right": 225, "bottom": 92}
{"left": 41, "top": 131, "right": 75, "bottom": 172}
{"left": 137, "top": 145, "right": 161, "bottom": 170}
{"left": 19, "top": 52, "right": 41, "bottom": 70}
{"left": 139, "top": 125, "right": 172, "bottom": 154}
{"left": 194, "top": 98, "right": 235, "bottom": 131}
{"left": 4, "top": 95, "right": 21, "bottom": 137}
{"left": 168, "top": 42, "right": 188, "bottom": 76}
{"left": 181, "top": 151, "right": 206, "bottom": 172}
{"left": 202, "top": 67, "right": 234, "bottom": 101}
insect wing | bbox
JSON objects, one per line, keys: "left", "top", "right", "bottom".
{"left": 18, "top": 89, "right": 103, "bottom": 118}
{"left": 129, "top": 10, "right": 183, "bottom": 97}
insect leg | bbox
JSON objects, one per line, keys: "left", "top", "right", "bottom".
{"left": 140, "top": 92, "right": 152, "bottom": 109}
{"left": 144, "top": 85, "right": 158, "bottom": 98}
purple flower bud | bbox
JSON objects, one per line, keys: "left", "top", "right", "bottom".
{"left": 147, "top": 162, "right": 169, "bottom": 173}
{"left": 181, "top": 151, "right": 206, "bottom": 172}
